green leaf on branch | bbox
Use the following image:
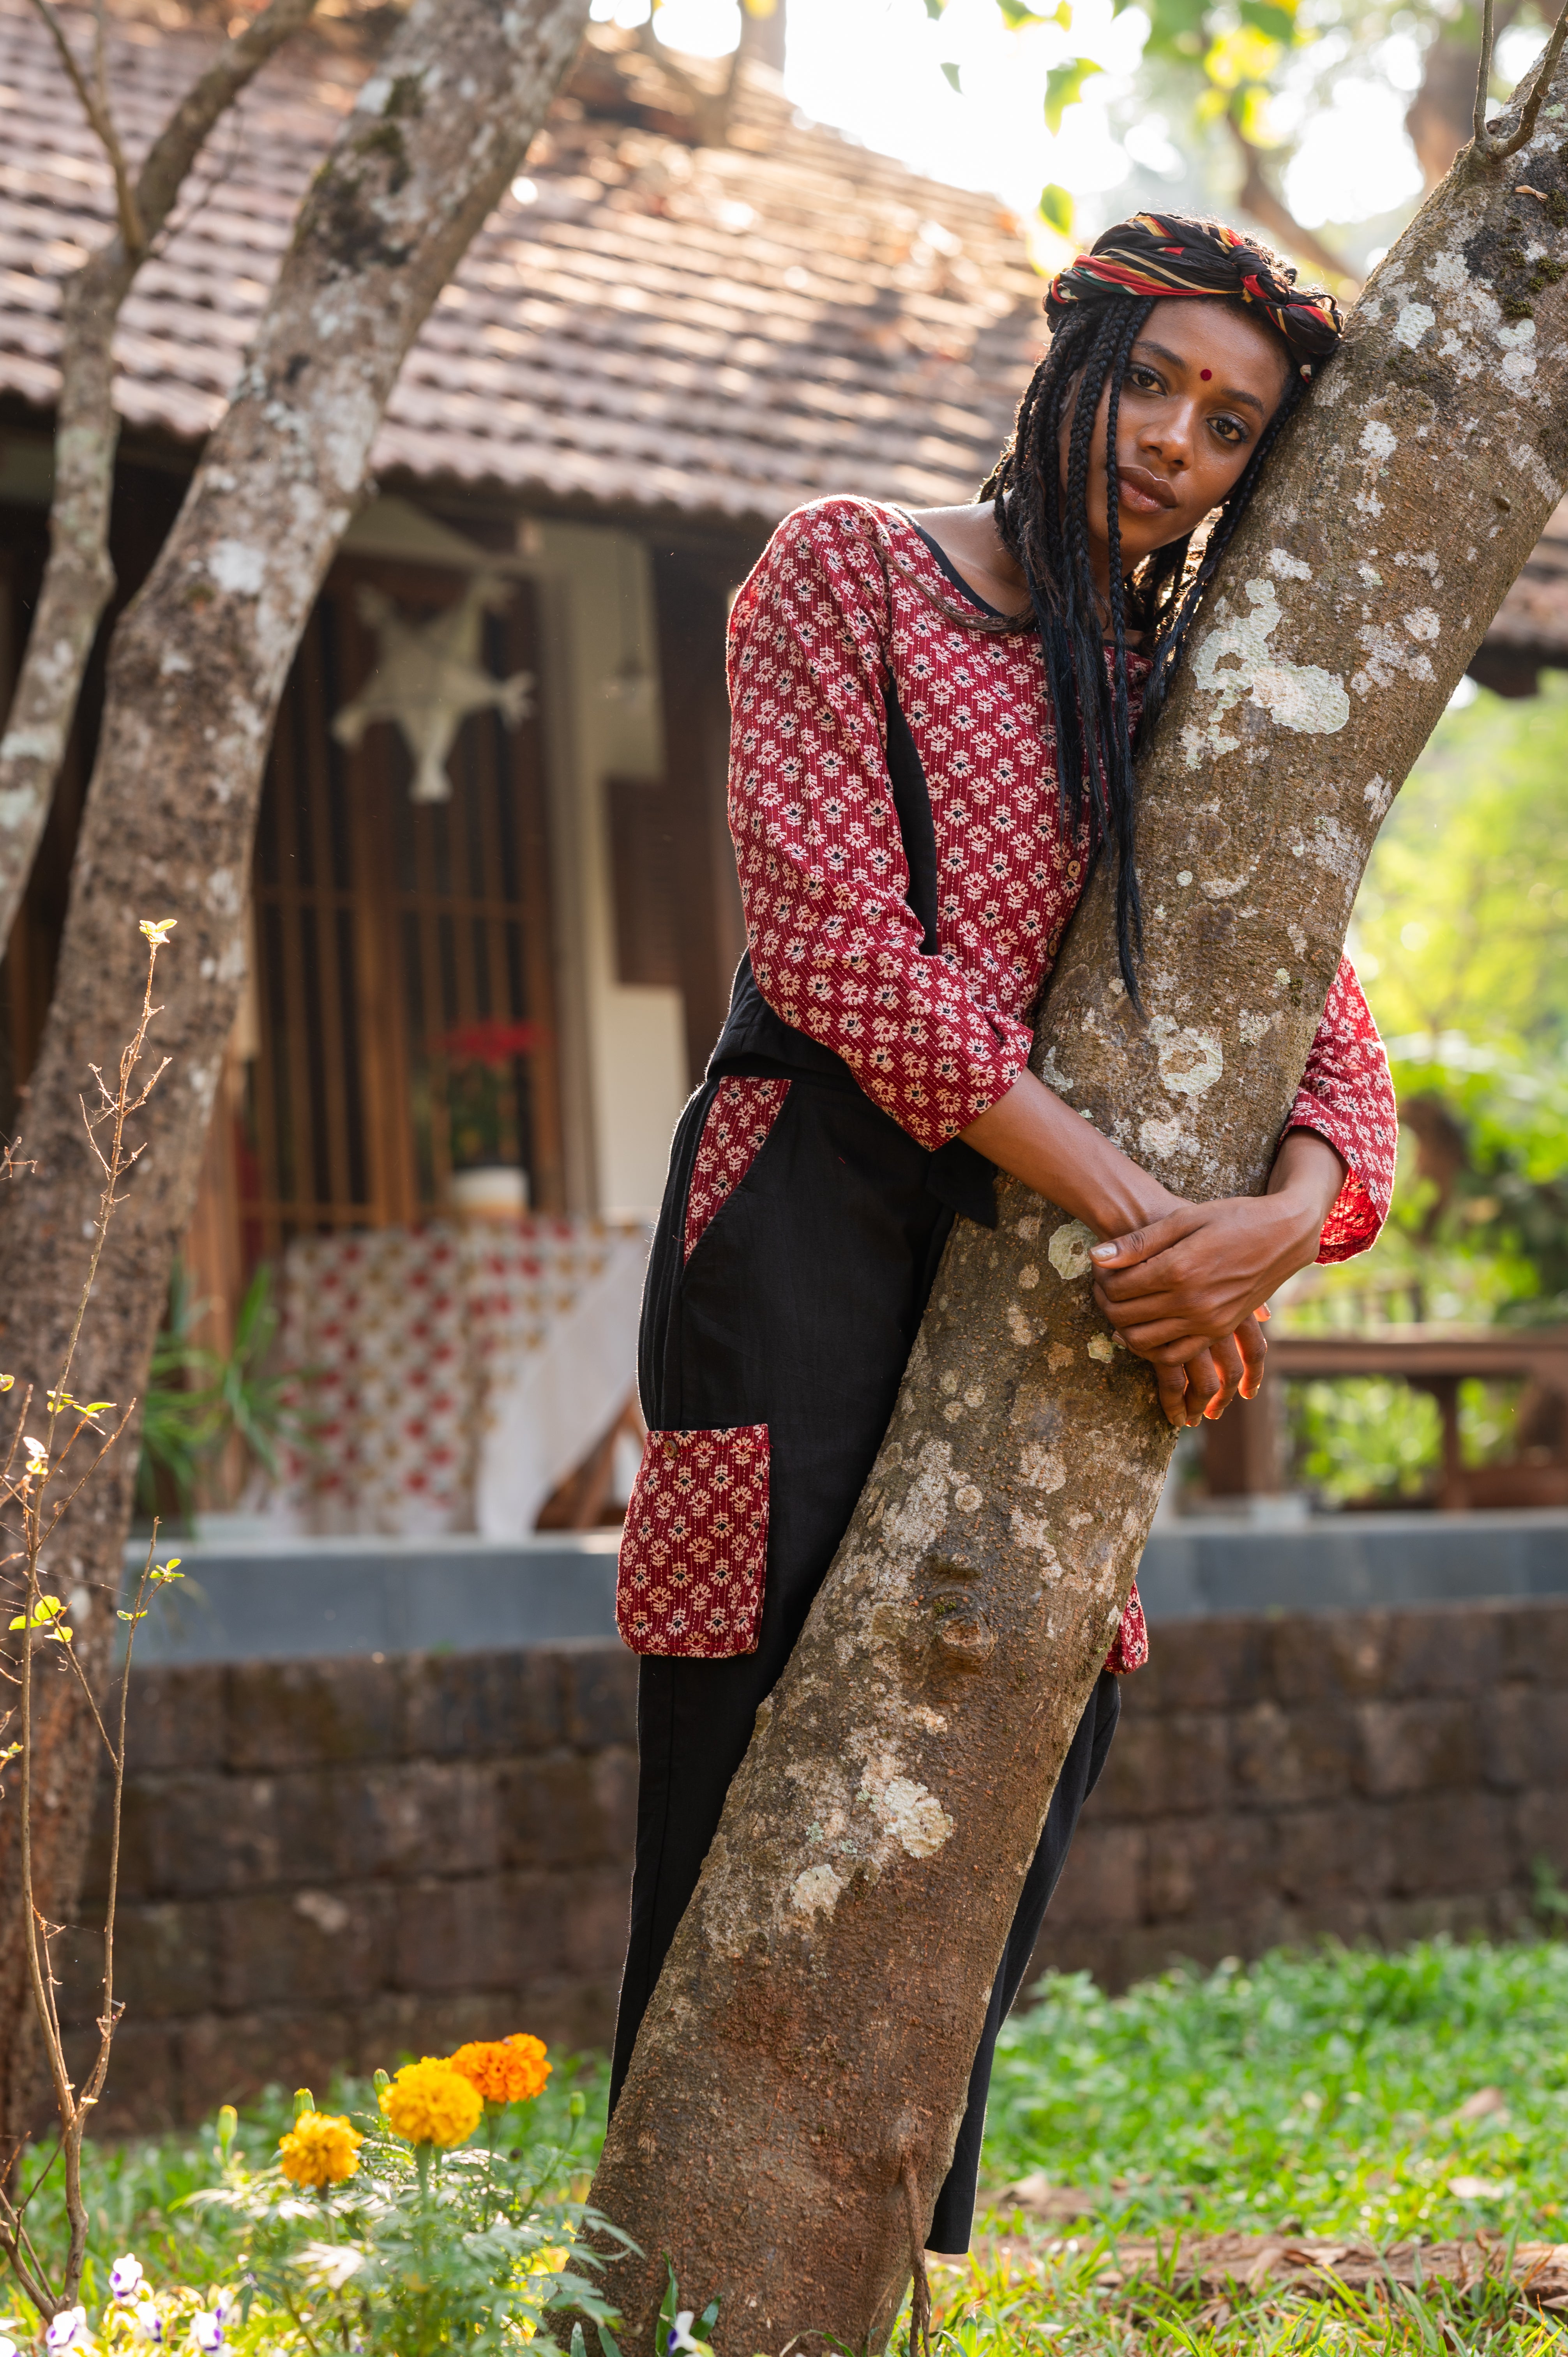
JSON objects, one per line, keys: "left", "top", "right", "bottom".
{"left": 1037, "top": 181, "right": 1075, "bottom": 235}
{"left": 1044, "top": 54, "right": 1100, "bottom": 129}
{"left": 1238, "top": 0, "right": 1298, "bottom": 39}
{"left": 9, "top": 1593, "right": 72, "bottom": 1640}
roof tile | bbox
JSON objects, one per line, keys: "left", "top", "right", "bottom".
{"left": 0, "top": 0, "right": 1042, "bottom": 519}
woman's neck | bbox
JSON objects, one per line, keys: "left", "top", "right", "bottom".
{"left": 909, "top": 501, "right": 1135, "bottom": 645}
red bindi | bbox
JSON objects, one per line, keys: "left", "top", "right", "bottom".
{"left": 1200, "top": 368, "right": 1212, "bottom": 380}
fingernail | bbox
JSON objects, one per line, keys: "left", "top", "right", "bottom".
{"left": 1090, "top": 1243, "right": 1116, "bottom": 1261}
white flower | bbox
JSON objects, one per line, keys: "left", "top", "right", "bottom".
{"left": 188, "top": 2313, "right": 224, "bottom": 2352}
{"left": 131, "top": 2302, "right": 162, "bottom": 2344}
{"left": 47, "top": 2308, "right": 91, "bottom": 2352}
{"left": 0, "top": 2336, "right": 19, "bottom": 2357}
{"left": 667, "top": 2314, "right": 710, "bottom": 2357}
{"left": 210, "top": 2293, "right": 237, "bottom": 2324}
{"left": 110, "top": 2257, "right": 145, "bottom": 2301}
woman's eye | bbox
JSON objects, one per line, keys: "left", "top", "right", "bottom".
{"left": 1211, "top": 415, "right": 1248, "bottom": 444}
{"left": 1127, "top": 366, "right": 1162, "bottom": 392}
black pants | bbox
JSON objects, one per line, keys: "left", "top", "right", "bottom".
{"left": 609, "top": 1071, "right": 1121, "bottom": 2253}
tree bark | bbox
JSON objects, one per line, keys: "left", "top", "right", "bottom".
{"left": 0, "top": 0, "right": 589, "bottom": 2145}
{"left": 586, "top": 66, "right": 1568, "bottom": 2355}
{"left": 0, "top": 0, "right": 320, "bottom": 959}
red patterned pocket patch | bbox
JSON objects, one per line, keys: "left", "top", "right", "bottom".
{"left": 616, "top": 1424, "right": 770, "bottom": 1658}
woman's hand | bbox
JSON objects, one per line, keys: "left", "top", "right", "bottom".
{"left": 1088, "top": 1131, "right": 1346, "bottom": 1426}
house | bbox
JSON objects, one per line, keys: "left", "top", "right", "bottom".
{"left": 5, "top": 1, "right": 1560, "bottom": 1524}
{"left": 0, "top": 0, "right": 1047, "bottom": 1470}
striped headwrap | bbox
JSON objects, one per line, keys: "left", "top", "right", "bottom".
{"left": 1046, "top": 211, "right": 1342, "bottom": 377}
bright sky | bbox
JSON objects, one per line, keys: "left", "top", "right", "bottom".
{"left": 592, "top": 0, "right": 1550, "bottom": 244}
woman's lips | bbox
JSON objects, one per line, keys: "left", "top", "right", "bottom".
{"left": 1119, "top": 466, "right": 1178, "bottom": 516}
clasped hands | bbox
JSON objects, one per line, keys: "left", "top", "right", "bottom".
{"left": 961, "top": 1076, "right": 1347, "bottom": 1430}
{"left": 1088, "top": 1129, "right": 1342, "bottom": 1427}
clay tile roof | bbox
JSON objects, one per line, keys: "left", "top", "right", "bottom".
{"left": 1473, "top": 500, "right": 1568, "bottom": 670}
{"left": 0, "top": 0, "right": 1044, "bottom": 521}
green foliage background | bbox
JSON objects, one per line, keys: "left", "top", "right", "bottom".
{"left": 1277, "top": 678, "right": 1568, "bottom": 1502}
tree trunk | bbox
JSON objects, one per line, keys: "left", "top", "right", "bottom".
{"left": 0, "top": 0, "right": 589, "bottom": 2143}
{"left": 586, "top": 72, "right": 1568, "bottom": 2354}
{"left": 0, "top": 0, "right": 320, "bottom": 958}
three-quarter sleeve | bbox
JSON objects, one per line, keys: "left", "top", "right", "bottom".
{"left": 1286, "top": 956, "right": 1397, "bottom": 1263}
{"left": 726, "top": 499, "right": 1033, "bottom": 1150}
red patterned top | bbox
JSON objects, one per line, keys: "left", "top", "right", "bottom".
{"left": 726, "top": 497, "right": 1396, "bottom": 1263}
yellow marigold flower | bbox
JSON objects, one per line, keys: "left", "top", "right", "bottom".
{"left": 448, "top": 2034, "right": 551, "bottom": 2106}
{"left": 278, "top": 2110, "right": 363, "bottom": 2189}
{"left": 378, "top": 2056, "right": 484, "bottom": 2148}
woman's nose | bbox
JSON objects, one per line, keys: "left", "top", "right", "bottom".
{"left": 1139, "top": 400, "right": 1197, "bottom": 468}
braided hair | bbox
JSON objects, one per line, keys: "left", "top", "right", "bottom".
{"left": 978, "top": 210, "right": 1342, "bottom": 1001}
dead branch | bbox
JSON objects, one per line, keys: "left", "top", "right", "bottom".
{"left": 1227, "top": 119, "right": 1356, "bottom": 288}
{"left": 3, "top": 930, "right": 172, "bottom": 2317}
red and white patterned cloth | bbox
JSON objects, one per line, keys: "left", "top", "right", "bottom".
{"left": 684, "top": 1077, "right": 792, "bottom": 1263}
{"left": 726, "top": 496, "right": 1396, "bottom": 1262}
{"left": 276, "top": 1219, "right": 648, "bottom": 1537}
{"left": 617, "top": 1424, "right": 770, "bottom": 1657}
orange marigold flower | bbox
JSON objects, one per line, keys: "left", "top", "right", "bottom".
{"left": 279, "top": 2110, "right": 363, "bottom": 2189}
{"left": 448, "top": 2034, "right": 551, "bottom": 2106}
{"left": 379, "top": 2057, "right": 484, "bottom": 2148}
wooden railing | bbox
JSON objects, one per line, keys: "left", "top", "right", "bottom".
{"left": 1205, "top": 1326, "right": 1568, "bottom": 1511}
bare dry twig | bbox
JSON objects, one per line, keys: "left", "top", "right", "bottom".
{"left": 0, "top": 922, "right": 178, "bottom": 2318}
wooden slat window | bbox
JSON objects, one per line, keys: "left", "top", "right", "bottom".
{"left": 242, "top": 558, "right": 561, "bottom": 1261}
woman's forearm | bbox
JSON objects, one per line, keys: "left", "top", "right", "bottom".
{"left": 960, "top": 1069, "right": 1178, "bottom": 1235}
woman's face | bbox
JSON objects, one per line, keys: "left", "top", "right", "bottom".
{"left": 1065, "top": 297, "right": 1293, "bottom": 574}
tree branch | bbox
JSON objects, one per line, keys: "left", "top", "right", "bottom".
{"left": 1475, "top": 0, "right": 1568, "bottom": 160}
{"left": 0, "top": 0, "right": 319, "bottom": 970}
{"left": 26, "top": 0, "right": 143, "bottom": 252}
{"left": 1227, "top": 118, "right": 1356, "bottom": 288}
{"left": 633, "top": 20, "right": 738, "bottom": 146}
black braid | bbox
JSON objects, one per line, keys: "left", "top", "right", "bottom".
{"left": 980, "top": 293, "right": 1309, "bottom": 1003}
{"left": 1100, "top": 300, "right": 1152, "bottom": 989}
{"left": 1137, "top": 372, "right": 1307, "bottom": 739}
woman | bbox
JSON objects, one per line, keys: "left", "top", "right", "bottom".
{"left": 610, "top": 213, "right": 1397, "bottom": 2254}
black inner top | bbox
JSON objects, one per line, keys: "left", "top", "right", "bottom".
{"left": 904, "top": 515, "right": 1006, "bottom": 619}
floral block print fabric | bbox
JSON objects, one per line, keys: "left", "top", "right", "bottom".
{"left": 684, "top": 1076, "right": 792, "bottom": 1262}
{"left": 1105, "top": 1581, "right": 1148, "bottom": 1676}
{"left": 1284, "top": 956, "right": 1397, "bottom": 1261}
{"left": 726, "top": 496, "right": 1397, "bottom": 1260}
{"left": 616, "top": 1424, "right": 770, "bottom": 1657}
{"left": 277, "top": 1219, "right": 647, "bottom": 1536}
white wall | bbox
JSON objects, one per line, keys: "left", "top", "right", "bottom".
{"left": 528, "top": 518, "right": 690, "bottom": 1223}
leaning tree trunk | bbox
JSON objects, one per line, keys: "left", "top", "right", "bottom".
{"left": 0, "top": 0, "right": 590, "bottom": 2141}
{"left": 588, "top": 72, "right": 1568, "bottom": 2355}
{"left": 0, "top": 0, "right": 320, "bottom": 959}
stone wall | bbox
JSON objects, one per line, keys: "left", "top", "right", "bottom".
{"left": 74, "top": 1599, "right": 1568, "bottom": 2131}
{"left": 1035, "top": 1597, "right": 1567, "bottom": 1988}
{"left": 71, "top": 1645, "right": 639, "bottom": 2133}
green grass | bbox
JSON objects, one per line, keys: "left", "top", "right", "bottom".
{"left": 981, "top": 1939, "right": 1568, "bottom": 2245}
{"left": 11, "top": 1943, "right": 1568, "bottom": 2357}
{"left": 931, "top": 1939, "right": 1568, "bottom": 2357}
{"left": 931, "top": 2238, "right": 1568, "bottom": 2357}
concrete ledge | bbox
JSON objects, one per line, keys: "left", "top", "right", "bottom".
{"left": 124, "top": 1512, "right": 1568, "bottom": 1664}
{"left": 127, "top": 1532, "right": 621, "bottom": 1664}
{"left": 1138, "top": 1507, "right": 1568, "bottom": 1620}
